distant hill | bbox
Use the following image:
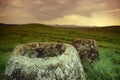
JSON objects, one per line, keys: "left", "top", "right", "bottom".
{"left": 51, "top": 24, "right": 120, "bottom": 28}
{"left": 0, "top": 23, "right": 51, "bottom": 28}
{"left": 0, "top": 23, "right": 18, "bottom": 26}
{"left": 0, "top": 23, "right": 120, "bottom": 28}
{"left": 23, "top": 23, "right": 52, "bottom": 28}
{"left": 50, "top": 25, "right": 92, "bottom": 28}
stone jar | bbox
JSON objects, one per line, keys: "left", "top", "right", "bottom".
{"left": 72, "top": 38, "right": 99, "bottom": 69}
{"left": 5, "top": 42, "right": 86, "bottom": 80}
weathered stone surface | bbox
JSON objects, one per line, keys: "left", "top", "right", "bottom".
{"left": 5, "top": 42, "right": 86, "bottom": 80}
{"left": 72, "top": 38, "right": 99, "bottom": 68}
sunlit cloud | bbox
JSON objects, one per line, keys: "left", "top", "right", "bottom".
{"left": 41, "top": 15, "right": 92, "bottom": 26}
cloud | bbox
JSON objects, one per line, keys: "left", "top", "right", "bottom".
{"left": 13, "top": 0, "right": 119, "bottom": 21}
{"left": 42, "top": 13, "right": 120, "bottom": 26}
{"left": 41, "top": 15, "right": 92, "bottom": 26}
{"left": 99, "top": 9, "right": 120, "bottom": 14}
{"left": 25, "top": 0, "right": 80, "bottom": 20}
{"left": 0, "top": 0, "right": 120, "bottom": 26}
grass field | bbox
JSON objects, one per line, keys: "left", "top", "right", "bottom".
{"left": 0, "top": 24, "right": 120, "bottom": 80}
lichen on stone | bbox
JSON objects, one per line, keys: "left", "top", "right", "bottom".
{"left": 72, "top": 38, "right": 99, "bottom": 69}
{"left": 5, "top": 42, "right": 86, "bottom": 80}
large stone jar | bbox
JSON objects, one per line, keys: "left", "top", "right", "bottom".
{"left": 5, "top": 42, "right": 86, "bottom": 80}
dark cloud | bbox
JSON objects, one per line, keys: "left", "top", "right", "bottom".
{"left": 24, "top": 0, "right": 120, "bottom": 20}
{"left": 0, "top": 0, "right": 11, "bottom": 11}
{"left": 26, "top": 0, "right": 80, "bottom": 20}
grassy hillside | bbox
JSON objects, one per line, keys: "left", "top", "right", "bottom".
{"left": 0, "top": 24, "right": 120, "bottom": 80}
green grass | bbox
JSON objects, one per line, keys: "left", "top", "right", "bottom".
{"left": 86, "top": 48, "right": 120, "bottom": 80}
{"left": 0, "top": 24, "right": 120, "bottom": 80}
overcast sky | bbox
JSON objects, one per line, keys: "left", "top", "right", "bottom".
{"left": 0, "top": 0, "right": 120, "bottom": 26}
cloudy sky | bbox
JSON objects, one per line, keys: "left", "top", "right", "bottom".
{"left": 0, "top": 0, "right": 120, "bottom": 26}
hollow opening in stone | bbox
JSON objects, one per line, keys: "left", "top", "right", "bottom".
{"left": 22, "top": 43, "right": 65, "bottom": 58}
